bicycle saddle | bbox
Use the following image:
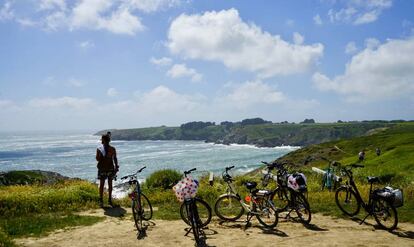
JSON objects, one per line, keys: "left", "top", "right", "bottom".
{"left": 245, "top": 181, "right": 257, "bottom": 190}
{"left": 367, "top": 176, "right": 380, "bottom": 183}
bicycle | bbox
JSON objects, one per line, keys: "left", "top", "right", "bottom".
{"left": 261, "top": 161, "right": 311, "bottom": 224}
{"left": 179, "top": 173, "right": 212, "bottom": 228}
{"left": 174, "top": 168, "right": 210, "bottom": 246}
{"left": 121, "top": 166, "right": 153, "bottom": 236}
{"left": 214, "top": 166, "right": 279, "bottom": 228}
{"left": 320, "top": 158, "right": 342, "bottom": 191}
{"left": 334, "top": 162, "right": 403, "bottom": 231}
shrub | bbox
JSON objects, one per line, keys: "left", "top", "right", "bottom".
{"left": 145, "top": 169, "right": 181, "bottom": 190}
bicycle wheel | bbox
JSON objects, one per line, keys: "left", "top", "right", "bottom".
{"left": 256, "top": 198, "right": 279, "bottom": 228}
{"left": 335, "top": 186, "right": 360, "bottom": 216}
{"left": 373, "top": 198, "right": 398, "bottom": 231}
{"left": 270, "top": 188, "right": 290, "bottom": 212}
{"left": 294, "top": 192, "right": 311, "bottom": 224}
{"left": 140, "top": 193, "right": 153, "bottom": 221}
{"left": 180, "top": 197, "right": 212, "bottom": 227}
{"left": 187, "top": 202, "right": 204, "bottom": 246}
{"left": 132, "top": 199, "right": 143, "bottom": 232}
{"left": 214, "top": 194, "right": 244, "bottom": 221}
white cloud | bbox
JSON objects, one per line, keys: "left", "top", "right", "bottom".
{"left": 313, "top": 37, "right": 414, "bottom": 101}
{"left": 107, "top": 88, "right": 119, "bottom": 97}
{"left": 293, "top": 32, "right": 304, "bottom": 45}
{"left": 29, "top": 97, "right": 94, "bottom": 109}
{"left": 345, "top": 41, "right": 358, "bottom": 54}
{"left": 68, "top": 78, "right": 86, "bottom": 87}
{"left": 122, "top": 0, "right": 182, "bottom": 13}
{"left": 365, "top": 37, "right": 380, "bottom": 49}
{"left": 44, "top": 11, "right": 68, "bottom": 31}
{"left": 17, "top": 18, "right": 37, "bottom": 27}
{"left": 70, "top": 1, "right": 145, "bottom": 35}
{"left": 0, "top": 1, "right": 14, "bottom": 21}
{"left": 220, "top": 80, "right": 285, "bottom": 108}
{"left": 167, "top": 9, "right": 323, "bottom": 78}
{"left": 328, "top": 0, "right": 393, "bottom": 25}
{"left": 139, "top": 85, "right": 203, "bottom": 112}
{"left": 167, "top": 64, "right": 203, "bottom": 82}
{"left": 78, "top": 40, "right": 95, "bottom": 49}
{"left": 313, "top": 14, "right": 323, "bottom": 25}
{"left": 5, "top": 0, "right": 185, "bottom": 34}
{"left": 150, "top": 57, "right": 173, "bottom": 66}
{"left": 39, "top": 0, "right": 66, "bottom": 11}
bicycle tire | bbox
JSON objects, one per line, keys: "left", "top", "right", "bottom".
{"left": 256, "top": 198, "right": 279, "bottom": 228}
{"left": 270, "top": 187, "right": 290, "bottom": 212}
{"left": 187, "top": 201, "right": 203, "bottom": 246}
{"left": 140, "top": 193, "right": 153, "bottom": 221}
{"left": 132, "top": 198, "right": 143, "bottom": 232}
{"left": 180, "top": 197, "right": 212, "bottom": 227}
{"left": 335, "top": 186, "right": 361, "bottom": 216}
{"left": 372, "top": 197, "right": 398, "bottom": 231}
{"left": 294, "top": 192, "right": 311, "bottom": 224}
{"left": 214, "top": 194, "right": 244, "bottom": 221}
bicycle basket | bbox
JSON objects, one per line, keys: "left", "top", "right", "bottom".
{"left": 288, "top": 172, "right": 307, "bottom": 192}
{"left": 173, "top": 176, "right": 199, "bottom": 202}
{"left": 375, "top": 186, "right": 403, "bottom": 208}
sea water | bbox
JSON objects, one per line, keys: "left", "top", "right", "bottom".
{"left": 0, "top": 131, "right": 299, "bottom": 197}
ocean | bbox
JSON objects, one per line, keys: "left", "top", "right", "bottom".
{"left": 0, "top": 131, "right": 299, "bottom": 182}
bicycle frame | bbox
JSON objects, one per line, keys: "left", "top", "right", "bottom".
{"left": 340, "top": 167, "right": 375, "bottom": 212}
{"left": 221, "top": 168, "right": 275, "bottom": 215}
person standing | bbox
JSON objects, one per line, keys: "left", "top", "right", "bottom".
{"left": 358, "top": 150, "right": 365, "bottom": 162}
{"left": 96, "top": 134, "right": 119, "bottom": 207}
{"left": 376, "top": 147, "right": 381, "bottom": 156}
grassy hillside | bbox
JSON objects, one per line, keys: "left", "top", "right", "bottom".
{"left": 97, "top": 121, "right": 394, "bottom": 147}
{"left": 257, "top": 122, "right": 414, "bottom": 222}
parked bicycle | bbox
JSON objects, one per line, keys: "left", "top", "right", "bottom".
{"left": 173, "top": 168, "right": 211, "bottom": 246}
{"left": 261, "top": 161, "right": 311, "bottom": 224}
{"left": 214, "top": 165, "right": 279, "bottom": 228}
{"left": 334, "top": 162, "right": 403, "bottom": 231}
{"left": 320, "top": 158, "right": 342, "bottom": 191}
{"left": 121, "top": 166, "right": 153, "bottom": 236}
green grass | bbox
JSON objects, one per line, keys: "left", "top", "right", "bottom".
{"left": 0, "top": 227, "right": 17, "bottom": 247}
{"left": 0, "top": 180, "right": 100, "bottom": 217}
{"left": 0, "top": 214, "right": 104, "bottom": 238}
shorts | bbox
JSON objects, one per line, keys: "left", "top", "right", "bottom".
{"left": 97, "top": 170, "right": 116, "bottom": 180}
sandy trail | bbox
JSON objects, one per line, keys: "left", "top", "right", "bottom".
{"left": 16, "top": 207, "right": 414, "bottom": 247}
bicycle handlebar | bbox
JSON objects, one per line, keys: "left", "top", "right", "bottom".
{"left": 121, "top": 166, "right": 147, "bottom": 180}
{"left": 225, "top": 165, "right": 235, "bottom": 171}
{"left": 184, "top": 168, "right": 196, "bottom": 175}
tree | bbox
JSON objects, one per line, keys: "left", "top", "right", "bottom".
{"left": 301, "top": 119, "right": 315, "bottom": 124}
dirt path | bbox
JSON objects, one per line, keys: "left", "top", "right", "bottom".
{"left": 16, "top": 207, "right": 414, "bottom": 247}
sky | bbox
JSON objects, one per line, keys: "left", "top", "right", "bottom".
{"left": 0, "top": 0, "right": 413, "bottom": 131}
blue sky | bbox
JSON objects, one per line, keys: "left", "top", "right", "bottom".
{"left": 0, "top": 0, "right": 413, "bottom": 131}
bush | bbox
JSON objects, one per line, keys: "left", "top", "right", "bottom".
{"left": 145, "top": 169, "right": 181, "bottom": 190}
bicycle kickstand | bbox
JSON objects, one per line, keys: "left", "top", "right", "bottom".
{"left": 359, "top": 213, "right": 371, "bottom": 225}
{"left": 184, "top": 227, "right": 192, "bottom": 236}
{"left": 285, "top": 208, "right": 295, "bottom": 220}
{"left": 244, "top": 212, "right": 253, "bottom": 228}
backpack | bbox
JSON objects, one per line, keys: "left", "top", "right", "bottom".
{"left": 288, "top": 172, "right": 307, "bottom": 192}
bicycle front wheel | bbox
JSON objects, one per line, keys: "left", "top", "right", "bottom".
{"left": 214, "top": 194, "right": 244, "bottom": 221}
{"left": 132, "top": 199, "right": 143, "bottom": 232}
{"left": 180, "top": 197, "right": 212, "bottom": 227}
{"left": 294, "top": 192, "right": 311, "bottom": 224}
{"left": 140, "top": 193, "right": 153, "bottom": 221}
{"left": 256, "top": 198, "right": 279, "bottom": 228}
{"left": 373, "top": 198, "right": 398, "bottom": 231}
{"left": 335, "top": 186, "right": 361, "bottom": 216}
